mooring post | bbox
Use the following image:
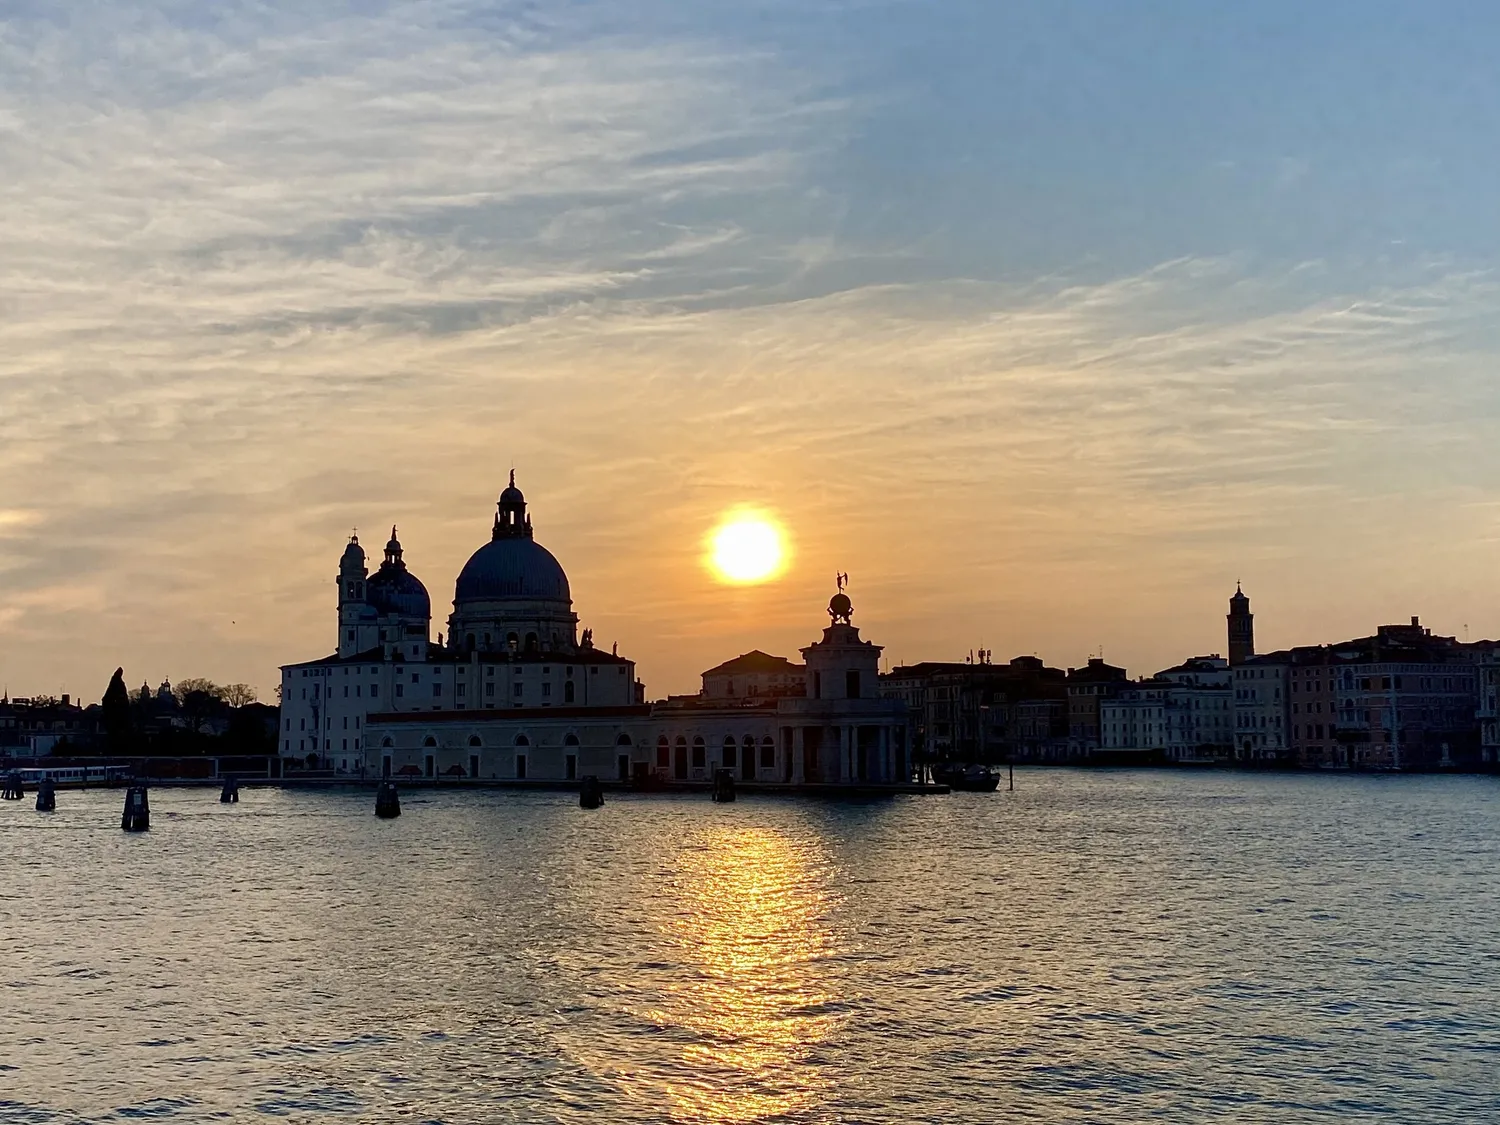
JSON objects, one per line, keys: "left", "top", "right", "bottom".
{"left": 219, "top": 775, "right": 239, "bottom": 803}
{"left": 1, "top": 773, "right": 22, "bottom": 801}
{"left": 35, "top": 777, "right": 56, "bottom": 812}
{"left": 579, "top": 775, "right": 604, "bottom": 809}
{"left": 121, "top": 785, "right": 150, "bottom": 831}
{"left": 1009, "top": 762, "right": 1014, "bottom": 792}
{"left": 712, "top": 769, "right": 736, "bottom": 803}
{"left": 375, "top": 781, "right": 401, "bottom": 818}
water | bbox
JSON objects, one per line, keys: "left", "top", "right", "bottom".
{"left": 3, "top": 771, "right": 1499, "bottom": 1124}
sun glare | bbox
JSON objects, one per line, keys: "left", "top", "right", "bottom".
{"left": 709, "top": 512, "right": 787, "bottom": 584}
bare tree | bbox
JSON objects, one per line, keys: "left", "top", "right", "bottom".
{"left": 220, "top": 683, "right": 258, "bottom": 708}
{"left": 172, "top": 677, "right": 221, "bottom": 706}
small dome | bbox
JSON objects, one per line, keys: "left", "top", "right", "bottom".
{"left": 455, "top": 537, "right": 571, "bottom": 603}
{"left": 340, "top": 535, "right": 366, "bottom": 568}
{"left": 368, "top": 565, "right": 430, "bottom": 619}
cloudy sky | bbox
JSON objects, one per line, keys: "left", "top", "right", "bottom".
{"left": 4, "top": 0, "right": 1500, "bottom": 701}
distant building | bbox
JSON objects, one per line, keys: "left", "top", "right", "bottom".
{"left": 1227, "top": 584, "right": 1255, "bottom": 665}
{"left": 700, "top": 651, "right": 806, "bottom": 700}
{"left": 1100, "top": 657, "right": 1232, "bottom": 762}
{"left": 880, "top": 654, "right": 1068, "bottom": 763}
{"left": 1233, "top": 653, "right": 1291, "bottom": 761}
{"left": 0, "top": 694, "right": 92, "bottom": 756}
{"left": 1239, "top": 617, "right": 1487, "bottom": 769}
{"left": 1317, "top": 619, "right": 1483, "bottom": 770}
{"left": 1064, "top": 658, "right": 1129, "bottom": 751}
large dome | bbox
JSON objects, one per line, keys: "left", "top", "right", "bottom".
{"left": 455, "top": 537, "right": 570, "bottom": 603}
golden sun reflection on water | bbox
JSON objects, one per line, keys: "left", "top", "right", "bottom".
{"left": 648, "top": 826, "right": 846, "bottom": 1124}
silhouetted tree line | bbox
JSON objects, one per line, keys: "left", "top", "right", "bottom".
{"left": 94, "top": 667, "right": 277, "bottom": 757}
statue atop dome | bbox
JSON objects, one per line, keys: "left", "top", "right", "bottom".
{"left": 829, "top": 573, "right": 853, "bottom": 624}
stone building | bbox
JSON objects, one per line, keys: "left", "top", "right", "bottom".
{"left": 280, "top": 478, "right": 908, "bottom": 786}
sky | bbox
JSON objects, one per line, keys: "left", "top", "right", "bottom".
{"left": 5, "top": 0, "right": 1500, "bottom": 702}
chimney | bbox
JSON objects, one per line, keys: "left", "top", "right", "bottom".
{"left": 61, "top": 694, "right": 70, "bottom": 706}
{"left": 1411, "top": 616, "right": 1420, "bottom": 628}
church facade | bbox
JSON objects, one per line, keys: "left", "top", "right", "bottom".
{"left": 278, "top": 477, "right": 909, "bottom": 788}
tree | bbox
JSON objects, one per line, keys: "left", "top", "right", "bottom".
{"left": 220, "top": 683, "right": 257, "bottom": 708}
{"left": 172, "top": 677, "right": 222, "bottom": 706}
{"left": 102, "top": 667, "right": 132, "bottom": 752}
{"left": 180, "top": 689, "right": 221, "bottom": 734}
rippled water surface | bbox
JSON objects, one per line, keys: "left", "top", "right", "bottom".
{"left": 3, "top": 771, "right": 1499, "bottom": 1123}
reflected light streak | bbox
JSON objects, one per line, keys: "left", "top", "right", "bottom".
{"left": 653, "top": 826, "right": 845, "bottom": 1124}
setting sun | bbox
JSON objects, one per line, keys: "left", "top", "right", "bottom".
{"left": 708, "top": 511, "right": 788, "bottom": 584}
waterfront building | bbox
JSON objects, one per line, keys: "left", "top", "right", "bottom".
{"left": 1099, "top": 658, "right": 1232, "bottom": 762}
{"left": 1478, "top": 653, "right": 1500, "bottom": 766}
{"left": 1249, "top": 619, "right": 1487, "bottom": 770}
{"left": 1064, "top": 657, "right": 1129, "bottom": 752}
{"left": 879, "top": 654, "right": 1068, "bottom": 763}
{"left": 0, "top": 694, "right": 90, "bottom": 757}
{"left": 1315, "top": 619, "right": 1484, "bottom": 770}
{"left": 1232, "top": 653, "right": 1291, "bottom": 761}
{"left": 279, "top": 478, "right": 908, "bottom": 786}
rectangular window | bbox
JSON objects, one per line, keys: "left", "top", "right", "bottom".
{"left": 371, "top": 683, "right": 380, "bottom": 698}
{"left": 341, "top": 738, "right": 347, "bottom": 751}
{"left": 692, "top": 744, "right": 705, "bottom": 768}
{"left": 395, "top": 684, "right": 404, "bottom": 698}
{"left": 457, "top": 683, "right": 466, "bottom": 697}
{"left": 542, "top": 683, "right": 552, "bottom": 697}
{"left": 486, "top": 682, "right": 495, "bottom": 697}
{"left": 516, "top": 754, "right": 527, "bottom": 779}
{"left": 411, "top": 674, "right": 420, "bottom": 684}
{"left": 433, "top": 683, "right": 442, "bottom": 697}
{"left": 565, "top": 754, "right": 577, "bottom": 780}
{"left": 513, "top": 683, "right": 523, "bottom": 698}
{"left": 761, "top": 744, "right": 774, "bottom": 768}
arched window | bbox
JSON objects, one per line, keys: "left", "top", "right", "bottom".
{"left": 692, "top": 735, "right": 706, "bottom": 769}
{"left": 722, "top": 735, "right": 737, "bottom": 769}
{"left": 468, "top": 735, "right": 482, "bottom": 747}
{"left": 381, "top": 737, "right": 393, "bottom": 748}
{"left": 564, "top": 733, "right": 579, "bottom": 746}
{"left": 525, "top": 632, "right": 539, "bottom": 653}
{"left": 656, "top": 735, "right": 669, "bottom": 768}
{"left": 423, "top": 736, "right": 437, "bottom": 748}
{"left": 465, "top": 633, "right": 476, "bottom": 652}
{"left": 564, "top": 681, "right": 575, "bottom": 703}
{"left": 761, "top": 736, "right": 774, "bottom": 770}
{"left": 507, "top": 632, "right": 519, "bottom": 650}
{"left": 514, "top": 734, "right": 530, "bottom": 747}
{"left": 617, "top": 733, "right": 633, "bottom": 746}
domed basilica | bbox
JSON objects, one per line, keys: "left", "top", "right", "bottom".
{"left": 280, "top": 477, "right": 910, "bottom": 790}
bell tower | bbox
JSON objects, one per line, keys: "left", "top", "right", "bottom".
{"left": 338, "top": 532, "right": 370, "bottom": 658}
{"left": 1227, "top": 583, "right": 1255, "bottom": 666}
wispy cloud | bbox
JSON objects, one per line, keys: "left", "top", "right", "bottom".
{"left": 2, "top": 3, "right": 1499, "bottom": 698}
